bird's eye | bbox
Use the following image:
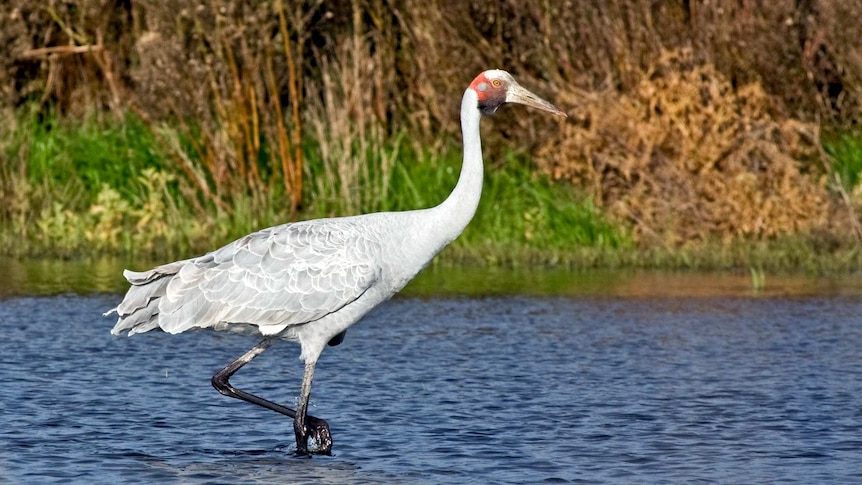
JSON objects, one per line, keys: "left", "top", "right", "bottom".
{"left": 492, "top": 79, "right": 502, "bottom": 87}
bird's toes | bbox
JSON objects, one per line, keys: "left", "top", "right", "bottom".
{"left": 309, "top": 423, "right": 333, "bottom": 455}
{"left": 304, "top": 416, "right": 332, "bottom": 455}
{"left": 294, "top": 415, "right": 332, "bottom": 456}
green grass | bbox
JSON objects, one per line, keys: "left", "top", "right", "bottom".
{"left": 19, "top": 109, "right": 167, "bottom": 204}
{"left": 824, "top": 132, "right": 862, "bottom": 192}
{"left": 2, "top": 110, "right": 860, "bottom": 271}
{"left": 449, "top": 152, "right": 630, "bottom": 265}
{"left": 0, "top": 110, "right": 628, "bottom": 265}
{"left": 1, "top": 109, "right": 190, "bottom": 259}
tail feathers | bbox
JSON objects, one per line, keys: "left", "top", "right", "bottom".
{"left": 110, "top": 261, "right": 187, "bottom": 336}
{"left": 123, "top": 259, "right": 188, "bottom": 285}
{"left": 116, "top": 277, "right": 169, "bottom": 316}
{"left": 110, "top": 297, "right": 161, "bottom": 336}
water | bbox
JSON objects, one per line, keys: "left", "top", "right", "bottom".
{"left": 1, "top": 262, "right": 861, "bottom": 483}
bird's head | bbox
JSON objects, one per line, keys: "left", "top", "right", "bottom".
{"left": 469, "top": 69, "right": 566, "bottom": 117}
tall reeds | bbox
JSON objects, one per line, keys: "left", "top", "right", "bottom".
{"left": 304, "top": 0, "right": 399, "bottom": 216}
{"left": 129, "top": 1, "right": 310, "bottom": 216}
{"left": 2, "top": 0, "right": 862, "bottom": 253}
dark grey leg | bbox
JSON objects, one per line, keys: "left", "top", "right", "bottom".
{"left": 293, "top": 361, "right": 318, "bottom": 455}
{"left": 211, "top": 338, "right": 333, "bottom": 455}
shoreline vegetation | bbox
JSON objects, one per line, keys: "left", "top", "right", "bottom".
{"left": 3, "top": 255, "right": 862, "bottom": 298}
{"left": 1, "top": 2, "right": 861, "bottom": 273}
{"left": 1, "top": 108, "right": 860, "bottom": 273}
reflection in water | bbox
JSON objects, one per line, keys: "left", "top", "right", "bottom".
{"left": 0, "top": 257, "right": 129, "bottom": 295}
{"left": 1, "top": 294, "right": 860, "bottom": 484}
{"left": 1, "top": 256, "right": 860, "bottom": 297}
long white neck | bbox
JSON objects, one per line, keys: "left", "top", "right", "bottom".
{"left": 428, "top": 88, "right": 484, "bottom": 247}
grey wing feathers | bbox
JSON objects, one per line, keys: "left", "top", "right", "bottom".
{"left": 109, "top": 219, "right": 381, "bottom": 337}
{"left": 107, "top": 260, "right": 188, "bottom": 335}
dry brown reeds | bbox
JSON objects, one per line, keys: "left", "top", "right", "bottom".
{"left": 537, "top": 49, "right": 831, "bottom": 246}
{"left": 128, "top": 1, "right": 309, "bottom": 214}
{"left": 3, "top": 0, "right": 862, "bottom": 246}
{"left": 8, "top": 2, "right": 862, "bottom": 132}
{"left": 304, "top": 0, "right": 400, "bottom": 215}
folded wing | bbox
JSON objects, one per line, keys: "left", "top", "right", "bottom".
{"left": 110, "top": 219, "right": 381, "bottom": 337}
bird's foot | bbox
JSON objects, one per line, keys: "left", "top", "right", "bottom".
{"left": 295, "top": 414, "right": 333, "bottom": 456}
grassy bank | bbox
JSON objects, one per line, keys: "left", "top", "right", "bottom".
{"left": 0, "top": 110, "right": 631, "bottom": 265}
{"left": 4, "top": 2, "right": 862, "bottom": 273}
{"left": 2, "top": 110, "right": 861, "bottom": 272}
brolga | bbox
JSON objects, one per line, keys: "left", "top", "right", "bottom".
{"left": 108, "top": 69, "right": 566, "bottom": 456}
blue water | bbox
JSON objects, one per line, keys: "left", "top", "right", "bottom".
{"left": 2, "top": 289, "right": 862, "bottom": 483}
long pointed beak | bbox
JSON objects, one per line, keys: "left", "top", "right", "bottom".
{"left": 506, "top": 83, "right": 567, "bottom": 117}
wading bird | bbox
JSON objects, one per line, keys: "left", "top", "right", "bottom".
{"left": 108, "top": 69, "right": 565, "bottom": 456}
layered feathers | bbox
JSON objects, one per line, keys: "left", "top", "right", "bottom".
{"left": 108, "top": 218, "right": 381, "bottom": 338}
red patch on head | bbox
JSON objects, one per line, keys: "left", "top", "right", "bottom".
{"left": 469, "top": 72, "right": 491, "bottom": 100}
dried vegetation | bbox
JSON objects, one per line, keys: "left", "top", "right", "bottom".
{"left": 537, "top": 49, "right": 831, "bottom": 245}
{"left": 2, "top": 0, "right": 862, "bottom": 253}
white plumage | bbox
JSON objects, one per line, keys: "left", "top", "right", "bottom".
{"left": 108, "top": 69, "right": 565, "bottom": 455}
{"left": 113, "top": 219, "right": 381, "bottom": 335}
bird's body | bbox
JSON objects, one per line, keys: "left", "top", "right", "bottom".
{"left": 109, "top": 69, "right": 564, "bottom": 455}
{"left": 112, "top": 208, "right": 456, "bottom": 359}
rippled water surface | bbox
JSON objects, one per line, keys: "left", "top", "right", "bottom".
{"left": 1, "top": 263, "right": 861, "bottom": 483}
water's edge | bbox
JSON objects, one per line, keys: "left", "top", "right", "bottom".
{"left": 1, "top": 257, "right": 860, "bottom": 298}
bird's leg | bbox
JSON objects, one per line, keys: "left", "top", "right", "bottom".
{"left": 211, "top": 338, "right": 332, "bottom": 455}
{"left": 294, "top": 361, "right": 323, "bottom": 456}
